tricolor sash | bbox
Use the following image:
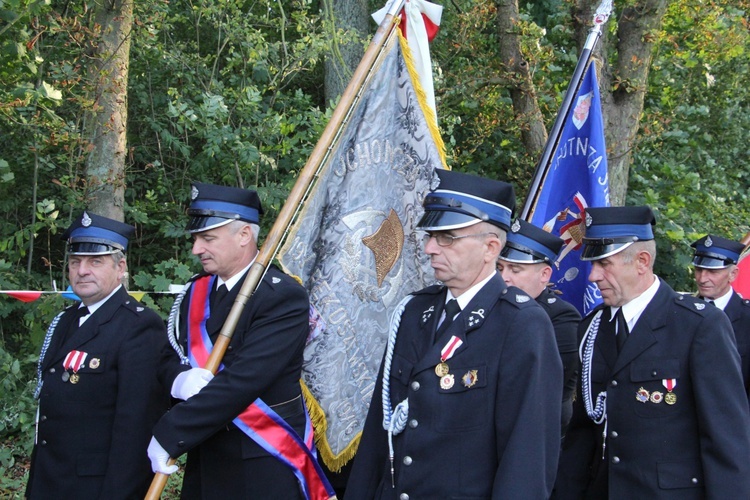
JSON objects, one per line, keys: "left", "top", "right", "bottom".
{"left": 187, "top": 275, "right": 335, "bottom": 500}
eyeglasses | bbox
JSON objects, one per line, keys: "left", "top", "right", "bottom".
{"left": 422, "top": 232, "right": 498, "bottom": 247}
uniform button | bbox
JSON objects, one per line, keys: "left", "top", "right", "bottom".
{"left": 178, "top": 441, "right": 185, "bottom": 448}
{"left": 612, "top": 456, "right": 620, "bottom": 464}
{"left": 651, "top": 370, "right": 657, "bottom": 377}
{"left": 610, "top": 380, "right": 618, "bottom": 387}
{"left": 408, "top": 419, "right": 418, "bottom": 429}
{"left": 227, "top": 345, "right": 233, "bottom": 351}
{"left": 41, "top": 440, "right": 47, "bottom": 446}
{"left": 410, "top": 381, "right": 420, "bottom": 391}
{"left": 49, "top": 368, "right": 56, "bottom": 373}
{"left": 692, "top": 478, "right": 699, "bottom": 484}
{"left": 610, "top": 431, "right": 618, "bottom": 438}
{"left": 403, "top": 456, "right": 413, "bottom": 466}
{"left": 40, "top": 415, "right": 47, "bottom": 422}
{"left": 399, "top": 494, "right": 409, "bottom": 500}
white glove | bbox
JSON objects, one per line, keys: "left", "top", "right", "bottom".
{"left": 171, "top": 367, "right": 214, "bottom": 400}
{"left": 147, "top": 436, "right": 178, "bottom": 475}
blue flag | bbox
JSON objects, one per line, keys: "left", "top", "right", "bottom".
{"left": 529, "top": 64, "right": 609, "bottom": 316}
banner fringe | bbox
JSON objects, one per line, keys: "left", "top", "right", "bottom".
{"left": 396, "top": 30, "right": 447, "bottom": 169}
{"left": 302, "top": 380, "right": 361, "bottom": 472}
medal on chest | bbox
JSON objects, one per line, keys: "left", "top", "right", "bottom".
{"left": 435, "top": 335, "right": 463, "bottom": 389}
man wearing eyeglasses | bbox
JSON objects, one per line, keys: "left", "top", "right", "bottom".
{"left": 347, "top": 169, "right": 563, "bottom": 499}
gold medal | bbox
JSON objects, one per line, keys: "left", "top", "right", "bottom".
{"left": 70, "top": 373, "right": 79, "bottom": 384}
{"left": 61, "top": 372, "right": 70, "bottom": 382}
{"left": 435, "top": 362, "right": 449, "bottom": 377}
{"left": 440, "top": 374, "right": 455, "bottom": 390}
{"left": 665, "top": 392, "right": 677, "bottom": 405}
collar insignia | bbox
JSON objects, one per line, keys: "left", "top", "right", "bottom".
{"left": 468, "top": 308, "right": 485, "bottom": 327}
{"left": 422, "top": 306, "right": 435, "bottom": 324}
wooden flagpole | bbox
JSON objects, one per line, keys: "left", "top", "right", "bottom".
{"left": 144, "top": 1, "right": 406, "bottom": 498}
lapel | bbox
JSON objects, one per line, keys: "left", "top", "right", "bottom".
{"left": 46, "top": 287, "right": 128, "bottom": 369}
{"left": 413, "top": 274, "right": 505, "bottom": 375}
{"left": 724, "top": 292, "right": 742, "bottom": 326}
{"left": 205, "top": 273, "right": 245, "bottom": 338}
{"left": 611, "top": 281, "right": 668, "bottom": 375}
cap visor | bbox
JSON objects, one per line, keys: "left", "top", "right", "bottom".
{"left": 692, "top": 255, "right": 730, "bottom": 269}
{"left": 499, "top": 246, "right": 547, "bottom": 264}
{"left": 186, "top": 216, "right": 234, "bottom": 234}
{"left": 416, "top": 210, "right": 481, "bottom": 231}
{"left": 581, "top": 242, "right": 633, "bottom": 261}
{"left": 67, "top": 242, "right": 120, "bottom": 255}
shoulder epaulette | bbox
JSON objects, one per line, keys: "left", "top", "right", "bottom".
{"left": 674, "top": 294, "right": 711, "bottom": 316}
{"left": 500, "top": 286, "right": 536, "bottom": 309}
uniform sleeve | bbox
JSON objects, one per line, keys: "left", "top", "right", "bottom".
{"left": 153, "top": 281, "right": 310, "bottom": 456}
{"left": 690, "top": 307, "right": 750, "bottom": 498}
{"left": 492, "top": 304, "right": 563, "bottom": 498}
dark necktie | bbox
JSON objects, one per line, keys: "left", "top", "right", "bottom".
{"left": 613, "top": 307, "right": 629, "bottom": 353}
{"left": 66, "top": 306, "right": 90, "bottom": 339}
{"left": 211, "top": 283, "right": 228, "bottom": 310}
{"left": 435, "top": 299, "right": 461, "bottom": 342}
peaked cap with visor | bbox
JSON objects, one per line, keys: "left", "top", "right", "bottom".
{"left": 580, "top": 206, "right": 656, "bottom": 261}
{"left": 186, "top": 182, "right": 263, "bottom": 233}
{"left": 416, "top": 169, "right": 515, "bottom": 232}
{"left": 500, "top": 219, "right": 563, "bottom": 264}
{"left": 63, "top": 211, "right": 135, "bottom": 255}
{"left": 691, "top": 235, "right": 745, "bottom": 270}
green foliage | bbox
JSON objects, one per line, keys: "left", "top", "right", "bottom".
{"left": 628, "top": 0, "right": 750, "bottom": 291}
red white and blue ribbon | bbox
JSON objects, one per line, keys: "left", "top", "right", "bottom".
{"left": 187, "top": 275, "right": 335, "bottom": 500}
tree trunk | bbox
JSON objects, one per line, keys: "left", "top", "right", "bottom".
{"left": 83, "top": 0, "right": 133, "bottom": 221}
{"left": 323, "top": 0, "right": 371, "bottom": 107}
{"left": 574, "top": 0, "right": 668, "bottom": 206}
{"left": 494, "top": 0, "right": 548, "bottom": 160}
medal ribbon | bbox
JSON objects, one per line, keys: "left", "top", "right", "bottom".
{"left": 440, "top": 335, "right": 463, "bottom": 362}
{"left": 662, "top": 378, "right": 676, "bottom": 391}
{"left": 187, "top": 275, "right": 334, "bottom": 500}
{"left": 63, "top": 350, "right": 88, "bottom": 372}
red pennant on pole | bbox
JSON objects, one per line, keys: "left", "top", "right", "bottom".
{"left": 6, "top": 291, "right": 43, "bottom": 303}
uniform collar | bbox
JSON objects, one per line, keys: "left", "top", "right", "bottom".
{"left": 618, "top": 275, "right": 660, "bottom": 331}
{"left": 447, "top": 270, "right": 497, "bottom": 311}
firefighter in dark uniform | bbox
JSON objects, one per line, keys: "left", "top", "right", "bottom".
{"left": 26, "top": 212, "right": 169, "bottom": 499}
{"left": 553, "top": 206, "right": 750, "bottom": 499}
{"left": 497, "top": 218, "right": 581, "bottom": 437}
{"left": 346, "top": 169, "right": 563, "bottom": 499}
{"left": 691, "top": 234, "right": 750, "bottom": 393}
{"left": 148, "top": 183, "right": 332, "bottom": 499}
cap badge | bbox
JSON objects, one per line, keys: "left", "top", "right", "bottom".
{"left": 705, "top": 235, "right": 713, "bottom": 247}
{"left": 81, "top": 211, "right": 92, "bottom": 227}
{"left": 511, "top": 220, "right": 521, "bottom": 233}
{"left": 585, "top": 211, "right": 593, "bottom": 227}
{"left": 191, "top": 185, "right": 199, "bottom": 200}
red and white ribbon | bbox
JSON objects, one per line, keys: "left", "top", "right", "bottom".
{"left": 373, "top": 0, "right": 443, "bottom": 122}
{"left": 63, "top": 350, "right": 88, "bottom": 372}
{"left": 440, "top": 335, "right": 463, "bottom": 362}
